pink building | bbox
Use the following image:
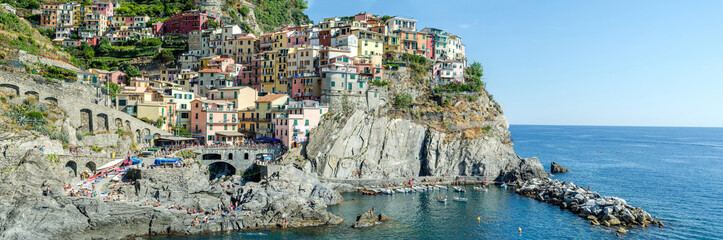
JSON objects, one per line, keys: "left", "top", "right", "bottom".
{"left": 432, "top": 60, "right": 465, "bottom": 84}
{"left": 190, "top": 99, "right": 240, "bottom": 144}
{"left": 92, "top": 0, "right": 114, "bottom": 17}
{"left": 273, "top": 100, "right": 328, "bottom": 148}
{"left": 287, "top": 31, "right": 310, "bottom": 48}
{"left": 162, "top": 10, "right": 221, "bottom": 35}
{"left": 92, "top": 69, "right": 127, "bottom": 85}
{"left": 354, "top": 12, "right": 373, "bottom": 22}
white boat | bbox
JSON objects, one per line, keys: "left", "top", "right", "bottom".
{"left": 453, "top": 186, "right": 466, "bottom": 192}
{"left": 396, "top": 188, "right": 407, "bottom": 193}
{"left": 438, "top": 197, "right": 447, "bottom": 202}
{"left": 436, "top": 185, "right": 448, "bottom": 189}
{"left": 453, "top": 197, "right": 468, "bottom": 202}
{"left": 380, "top": 189, "right": 393, "bottom": 195}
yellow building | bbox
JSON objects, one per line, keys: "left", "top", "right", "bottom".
{"left": 136, "top": 101, "right": 176, "bottom": 132}
{"left": 258, "top": 52, "right": 275, "bottom": 93}
{"left": 170, "top": 89, "right": 197, "bottom": 131}
{"left": 384, "top": 33, "right": 400, "bottom": 53}
{"left": 273, "top": 48, "right": 289, "bottom": 93}
{"left": 253, "top": 94, "right": 289, "bottom": 138}
{"left": 208, "top": 86, "right": 258, "bottom": 110}
{"left": 238, "top": 107, "right": 256, "bottom": 134}
{"left": 233, "top": 35, "right": 258, "bottom": 64}
{"left": 353, "top": 29, "right": 384, "bottom": 57}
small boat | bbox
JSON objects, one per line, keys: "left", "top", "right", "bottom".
{"left": 473, "top": 186, "right": 482, "bottom": 191}
{"left": 395, "top": 188, "right": 407, "bottom": 193}
{"left": 380, "top": 189, "right": 394, "bottom": 195}
{"left": 362, "top": 190, "right": 376, "bottom": 195}
{"left": 453, "top": 197, "right": 468, "bottom": 202}
{"left": 500, "top": 183, "right": 507, "bottom": 189}
{"left": 436, "top": 185, "right": 448, "bottom": 189}
{"left": 453, "top": 186, "right": 466, "bottom": 192}
{"left": 437, "top": 197, "right": 447, "bottom": 202}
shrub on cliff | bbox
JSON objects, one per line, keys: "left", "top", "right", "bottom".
{"left": 394, "top": 94, "right": 413, "bottom": 109}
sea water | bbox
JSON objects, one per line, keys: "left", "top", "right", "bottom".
{"left": 153, "top": 125, "right": 723, "bottom": 239}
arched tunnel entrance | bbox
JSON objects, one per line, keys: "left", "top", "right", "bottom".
{"left": 208, "top": 162, "right": 236, "bottom": 180}
{"left": 65, "top": 161, "right": 77, "bottom": 178}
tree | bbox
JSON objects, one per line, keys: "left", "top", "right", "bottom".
{"left": 120, "top": 63, "right": 140, "bottom": 78}
{"left": 153, "top": 49, "right": 174, "bottom": 63}
{"left": 465, "top": 61, "right": 485, "bottom": 92}
{"left": 96, "top": 39, "right": 111, "bottom": 56}
{"left": 172, "top": 126, "right": 191, "bottom": 136}
{"left": 206, "top": 19, "right": 219, "bottom": 29}
{"left": 240, "top": 6, "right": 249, "bottom": 17}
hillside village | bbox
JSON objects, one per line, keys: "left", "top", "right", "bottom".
{"left": 0, "top": 1, "right": 473, "bottom": 150}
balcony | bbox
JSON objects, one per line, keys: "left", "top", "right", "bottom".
{"left": 208, "top": 118, "right": 239, "bottom": 124}
{"left": 202, "top": 106, "right": 237, "bottom": 112}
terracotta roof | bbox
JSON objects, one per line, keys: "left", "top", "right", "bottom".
{"left": 198, "top": 68, "right": 228, "bottom": 74}
{"left": 255, "top": 94, "right": 287, "bottom": 103}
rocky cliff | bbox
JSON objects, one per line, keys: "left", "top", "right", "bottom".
{"left": 304, "top": 109, "right": 547, "bottom": 182}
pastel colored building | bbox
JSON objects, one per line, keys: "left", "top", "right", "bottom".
{"left": 386, "top": 17, "right": 417, "bottom": 32}
{"left": 168, "top": 89, "right": 196, "bottom": 131}
{"left": 432, "top": 60, "right": 465, "bottom": 84}
{"left": 208, "top": 86, "right": 258, "bottom": 111}
{"left": 398, "top": 30, "right": 433, "bottom": 58}
{"left": 162, "top": 10, "right": 221, "bottom": 35}
{"left": 253, "top": 94, "right": 289, "bottom": 138}
{"left": 190, "top": 99, "right": 240, "bottom": 144}
{"left": 273, "top": 100, "right": 328, "bottom": 148}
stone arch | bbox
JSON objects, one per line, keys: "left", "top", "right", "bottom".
{"left": 115, "top": 118, "right": 123, "bottom": 129}
{"left": 208, "top": 161, "right": 236, "bottom": 180}
{"left": 135, "top": 129, "right": 142, "bottom": 143}
{"left": 65, "top": 161, "right": 77, "bottom": 177}
{"left": 202, "top": 153, "right": 222, "bottom": 160}
{"left": 81, "top": 161, "right": 96, "bottom": 179}
{"left": 244, "top": 153, "right": 249, "bottom": 160}
{"left": 43, "top": 97, "right": 58, "bottom": 105}
{"left": 79, "top": 109, "right": 93, "bottom": 133}
{"left": 125, "top": 120, "right": 131, "bottom": 130}
{"left": 95, "top": 113, "right": 109, "bottom": 131}
{"left": 142, "top": 128, "right": 150, "bottom": 142}
{"left": 0, "top": 83, "right": 19, "bottom": 97}
{"left": 24, "top": 91, "right": 39, "bottom": 100}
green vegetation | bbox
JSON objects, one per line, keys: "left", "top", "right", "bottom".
{"left": 91, "top": 146, "right": 103, "bottom": 152}
{"left": 119, "top": 63, "right": 140, "bottom": 78}
{"left": 115, "top": 0, "right": 195, "bottom": 17}
{"left": 433, "top": 61, "right": 486, "bottom": 94}
{"left": 172, "top": 126, "right": 191, "bottom": 136}
{"left": 206, "top": 19, "right": 220, "bottom": 29}
{"left": 251, "top": 0, "right": 311, "bottom": 32}
{"left": 0, "top": 0, "right": 39, "bottom": 9}
{"left": 401, "top": 53, "right": 430, "bottom": 82}
{"left": 40, "top": 66, "right": 77, "bottom": 82}
{"left": 0, "top": 12, "right": 43, "bottom": 54}
{"left": 176, "top": 150, "right": 197, "bottom": 159}
{"left": 153, "top": 49, "right": 174, "bottom": 63}
{"left": 1, "top": 97, "right": 69, "bottom": 143}
{"left": 103, "top": 81, "right": 121, "bottom": 98}
{"left": 465, "top": 61, "right": 485, "bottom": 92}
{"left": 393, "top": 93, "right": 413, "bottom": 109}
{"left": 370, "top": 80, "right": 388, "bottom": 87}
{"left": 240, "top": 6, "right": 249, "bottom": 17}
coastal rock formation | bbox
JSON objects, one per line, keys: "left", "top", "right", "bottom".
{"left": 0, "top": 149, "right": 343, "bottom": 239}
{"left": 352, "top": 211, "right": 390, "bottom": 228}
{"left": 551, "top": 162, "right": 570, "bottom": 173}
{"left": 305, "top": 110, "right": 548, "bottom": 182}
{"left": 515, "top": 178, "right": 662, "bottom": 230}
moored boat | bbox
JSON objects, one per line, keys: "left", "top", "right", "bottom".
{"left": 453, "top": 197, "right": 468, "bottom": 202}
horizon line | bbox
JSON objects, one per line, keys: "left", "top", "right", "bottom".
{"left": 509, "top": 123, "right": 723, "bottom": 128}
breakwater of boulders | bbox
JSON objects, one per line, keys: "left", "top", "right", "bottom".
{"left": 515, "top": 178, "right": 663, "bottom": 232}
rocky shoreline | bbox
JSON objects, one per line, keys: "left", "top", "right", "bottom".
{"left": 515, "top": 178, "right": 663, "bottom": 232}
{"left": 0, "top": 150, "right": 344, "bottom": 240}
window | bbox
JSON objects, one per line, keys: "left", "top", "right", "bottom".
{"left": 224, "top": 125, "right": 228, "bottom": 130}
{"left": 331, "top": 81, "right": 335, "bottom": 87}
{"left": 194, "top": 113, "right": 198, "bottom": 119}
{"left": 305, "top": 119, "right": 309, "bottom": 126}
{"left": 209, "top": 125, "right": 213, "bottom": 130}
{"left": 359, "top": 82, "right": 363, "bottom": 88}
{"left": 294, "top": 119, "right": 298, "bottom": 125}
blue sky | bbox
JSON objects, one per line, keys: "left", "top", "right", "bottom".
{"left": 304, "top": 0, "right": 723, "bottom": 127}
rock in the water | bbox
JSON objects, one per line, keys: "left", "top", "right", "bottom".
{"left": 352, "top": 211, "right": 390, "bottom": 228}
{"left": 550, "top": 162, "right": 570, "bottom": 173}
{"left": 617, "top": 227, "right": 627, "bottom": 233}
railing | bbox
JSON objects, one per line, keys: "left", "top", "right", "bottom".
{"left": 208, "top": 119, "right": 239, "bottom": 123}
{"left": 202, "top": 106, "right": 237, "bottom": 112}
